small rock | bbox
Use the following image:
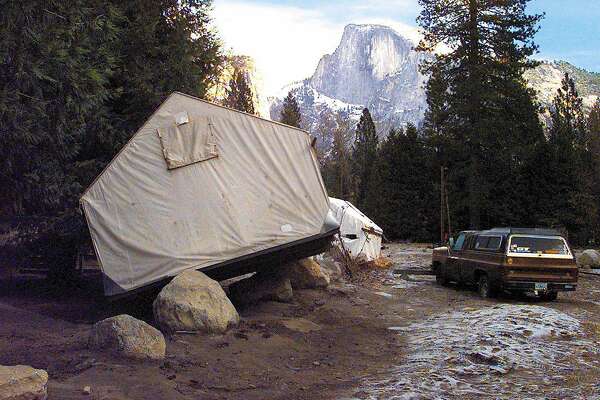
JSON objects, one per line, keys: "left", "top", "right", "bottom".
{"left": 153, "top": 270, "right": 239, "bottom": 333}
{"left": 281, "top": 318, "right": 321, "bottom": 333}
{"left": 0, "top": 365, "right": 48, "bottom": 400}
{"left": 312, "top": 361, "right": 321, "bottom": 366}
{"left": 83, "top": 386, "right": 91, "bottom": 395}
{"left": 89, "top": 314, "right": 166, "bottom": 360}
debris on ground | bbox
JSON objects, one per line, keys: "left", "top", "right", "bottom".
{"left": 0, "top": 364, "right": 48, "bottom": 400}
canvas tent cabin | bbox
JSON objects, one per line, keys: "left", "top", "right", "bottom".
{"left": 328, "top": 197, "right": 383, "bottom": 262}
{"left": 80, "top": 92, "right": 338, "bottom": 296}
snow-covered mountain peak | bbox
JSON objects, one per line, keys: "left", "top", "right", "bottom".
{"left": 310, "top": 24, "right": 422, "bottom": 104}
{"left": 269, "top": 23, "right": 600, "bottom": 137}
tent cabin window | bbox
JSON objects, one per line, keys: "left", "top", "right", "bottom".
{"left": 344, "top": 234, "right": 358, "bottom": 240}
{"left": 157, "top": 115, "right": 218, "bottom": 170}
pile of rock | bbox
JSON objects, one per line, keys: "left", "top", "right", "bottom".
{"left": 87, "top": 258, "right": 331, "bottom": 362}
{"left": 229, "top": 257, "right": 331, "bottom": 306}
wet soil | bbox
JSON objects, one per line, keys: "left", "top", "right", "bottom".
{"left": 3, "top": 243, "right": 600, "bottom": 399}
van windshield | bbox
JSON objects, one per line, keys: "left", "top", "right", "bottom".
{"left": 507, "top": 235, "right": 570, "bottom": 256}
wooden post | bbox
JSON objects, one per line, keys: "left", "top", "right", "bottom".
{"left": 440, "top": 166, "right": 445, "bottom": 243}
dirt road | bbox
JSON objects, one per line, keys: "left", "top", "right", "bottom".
{"left": 2, "top": 243, "right": 600, "bottom": 399}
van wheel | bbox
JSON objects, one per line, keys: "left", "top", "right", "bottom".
{"left": 478, "top": 275, "right": 494, "bottom": 299}
{"left": 540, "top": 291, "right": 558, "bottom": 302}
{"left": 435, "top": 265, "right": 448, "bottom": 286}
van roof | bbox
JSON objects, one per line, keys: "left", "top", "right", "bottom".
{"left": 482, "top": 227, "right": 563, "bottom": 236}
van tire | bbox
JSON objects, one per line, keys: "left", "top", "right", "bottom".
{"left": 478, "top": 275, "right": 494, "bottom": 299}
{"left": 435, "top": 264, "right": 448, "bottom": 286}
{"left": 540, "top": 291, "right": 558, "bottom": 301}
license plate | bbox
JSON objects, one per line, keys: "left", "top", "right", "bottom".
{"left": 535, "top": 283, "right": 548, "bottom": 290}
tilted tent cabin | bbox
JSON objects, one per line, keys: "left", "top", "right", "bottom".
{"left": 328, "top": 197, "right": 383, "bottom": 261}
{"left": 81, "top": 92, "right": 338, "bottom": 296}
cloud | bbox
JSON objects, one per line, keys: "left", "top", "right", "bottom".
{"left": 212, "top": 1, "right": 344, "bottom": 96}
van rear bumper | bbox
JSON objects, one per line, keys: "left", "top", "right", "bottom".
{"left": 503, "top": 281, "right": 577, "bottom": 292}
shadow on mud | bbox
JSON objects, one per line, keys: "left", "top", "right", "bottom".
{"left": 0, "top": 274, "right": 159, "bottom": 324}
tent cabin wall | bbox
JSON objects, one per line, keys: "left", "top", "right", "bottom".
{"left": 80, "top": 92, "right": 335, "bottom": 296}
{"left": 328, "top": 197, "right": 383, "bottom": 261}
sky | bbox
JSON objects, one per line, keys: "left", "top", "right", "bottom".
{"left": 212, "top": 0, "right": 600, "bottom": 97}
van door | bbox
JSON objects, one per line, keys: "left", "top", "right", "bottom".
{"left": 447, "top": 232, "right": 467, "bottom": 282}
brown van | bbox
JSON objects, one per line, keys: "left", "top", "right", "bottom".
{"left": 432, "top": 228, "right": 578, "bottom": 300}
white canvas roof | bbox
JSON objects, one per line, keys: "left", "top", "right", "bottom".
{"left": 81, "top": 92, "right": 333, "bottom": 296}
{"left": 329, "top": 197, "right": 383, "bottom": 261}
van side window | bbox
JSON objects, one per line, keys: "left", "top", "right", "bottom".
{"left": 475, "top": 236, "right": 488, "bottom": 249}
{"left": 475, "top": 235, "right": 502, "bottom": 251}
{"left": 452, "top": 233, "right": 466, "bottom": 251}
{"left": 487, "top": 236, "right": 502, "bottom": 250}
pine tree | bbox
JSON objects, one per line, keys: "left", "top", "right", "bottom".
{"left": 589, "top": 99, "right": 600, "bottom": 241}
{"left": 417, "top": 0, "right": 544, "bottom": 230}
{"left": 546, "top": 73, "right": 597, "bottom": 244}
{"left": 364, "top": 125, "right": 436, "bottom": 241}
{"left": 0, "top": 0, "right": 224, "bottom": 274}
{"left": 352, "top": 108, "right": 378, "bottom": 208}
{"left": 279, "top": 91, "right": 302, "bottom": 128}
{"left": 224, "top": 68, "right": 256, "bottom": 115}
{"left": 321, "top": 113, "right": 353, "bottom": 200}
{"left": 108, "top": 0, "right": 223, "bottom": 133}
{"left": 589, "top": 99, "right": 600, "bottom": 136}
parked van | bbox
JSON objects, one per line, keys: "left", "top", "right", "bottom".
{"left": 432, "top": 228, "right": 578, "bottom": 300}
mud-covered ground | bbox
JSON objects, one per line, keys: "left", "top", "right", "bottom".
{"left": 2, "top": 243, "right": 600, "bottom": 399}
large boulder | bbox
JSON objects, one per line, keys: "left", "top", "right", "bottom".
{"left": 578, "top": 249, "right": 600, "bottom": 269}
{"left": 89, "top": 314, "right": 166, "bottom": 360}
{"left": 153, "top": 270, "right": 239, "bottom": 333}
{"left": 229, "top": 272, "right": 293, "bottom": 305}
{"left": 0, "top": 365, "right": 48, "bottom": 400}
{"left": 284, "top": 258, "right": 330, "bottom": 289}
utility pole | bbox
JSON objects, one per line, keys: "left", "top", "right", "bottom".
{"left": 440, "top": 166, "right": 445, "bottom": 243}
{"left": 440, "top": 166, "right": 451, "bottom": 243}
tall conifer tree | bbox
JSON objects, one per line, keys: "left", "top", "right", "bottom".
{"left": 417, "top": 0, "right": 544, "bottom": 229}
{"left": 0, "top": 0, "right": 224, "bottom": 272}
{"left": 546, "top": 73, "right": 597, "bottom": 243}
{"left": 364, "top": 125, "right": 436, "bottom": 241}
{"left": 352, "top": 108, "right": 378, "bottom": 208}
{"left": 322, "top": 114, "right": 353, "bottom": 200}
{"left": 224, "top": 68, "right": 256, "bottom": 115}
{"left": 279, "top": 91, "right": 302, "bottom": 128}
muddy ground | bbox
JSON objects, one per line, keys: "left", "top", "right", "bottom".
{"left": 2, "top": 243, "right": 600, "bottom": 399}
